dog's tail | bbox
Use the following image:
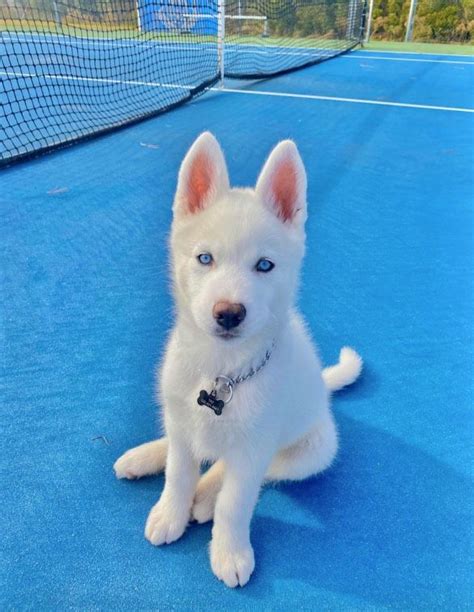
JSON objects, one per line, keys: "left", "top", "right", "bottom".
{"left": 322, "top": 347, "right": 363, "bottom": 392}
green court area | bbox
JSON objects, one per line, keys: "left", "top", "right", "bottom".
{"left": 365, "top": 40, "right": 473, "bottom": 55}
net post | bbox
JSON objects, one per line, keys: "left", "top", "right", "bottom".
{"left": 364, "top": 0, "right": 374, "bottom": 43}
{"left": 218, "top": 0, "right": 225, "bottom": 86}
{"left": 405, "top": 0, "right": 418, "bottom": 42}
{"left": 135, "top": 0, "right": 142, "bottom": 34}
{"left": 52, "top": 0, "right": 61, "bottom": 29}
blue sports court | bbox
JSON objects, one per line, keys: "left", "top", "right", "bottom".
{"left": 1, "top": 5, "right": 473, "bottom": 609}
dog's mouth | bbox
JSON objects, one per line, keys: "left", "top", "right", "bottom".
{"left": 214, "top": 330, "right": 240, "bottom": 340}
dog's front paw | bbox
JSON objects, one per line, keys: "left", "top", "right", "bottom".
{"left": 114, "top": 447, "right": 150, "bottom": 480}
{"left": 210, "top": 535, "right": 255, "bottom": 588}
{"left": 113, "top": 440, "right": 166, "bottom": 480}
{"left": 144, "top": 500, "right": 188, "bottom": 546}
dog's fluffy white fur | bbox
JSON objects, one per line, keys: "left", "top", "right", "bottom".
{"left": 114, "top": 133, "right": 362, "bottom": 587}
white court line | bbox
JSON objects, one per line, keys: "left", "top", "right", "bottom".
{"left": 219, "top": 87, "right": 474, "bottom": 113}
{"left": 0, "top": 69, "right": 190, "bottom": 90}
{"left": 2, "top": 32, "right": 473, "bottom": 64}
{"left": 0, "top": 33, "right": 214, "bottom": 50}
{"left": 0, "top": 33, "right": 336, "bottom": 59}
{"left": 0, "top": 39, "right": 328, "bottom": 60}
{"left": 1, "top": 68, "right": 472, "bottom": 113}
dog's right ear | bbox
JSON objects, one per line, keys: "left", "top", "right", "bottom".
{"left": 255, "top": 140, "right": 307, "bottom": 226}
{"left": 173, "top": 132, "right": 229, "bottom": 216}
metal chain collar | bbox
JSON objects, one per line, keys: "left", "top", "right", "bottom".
{"left": 196, "top": 341, "right": 276, "bottom": 415}
{"left": 232, "top": 343, "right": 274, "bottom": 385}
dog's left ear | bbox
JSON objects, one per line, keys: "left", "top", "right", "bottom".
{"left": 255, "top": 140, "right": 307, "bottom": 225}
{"left": 173, "top": 132, "right": 229, "bottom": 216}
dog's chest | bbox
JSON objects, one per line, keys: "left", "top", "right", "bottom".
{"left": 161, "top": 363, "right": 264, "bottom": 460}
{"left": 188, "top": 406, "right": 244, "bottom": 461}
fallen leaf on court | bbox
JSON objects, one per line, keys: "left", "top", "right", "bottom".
{"left": 47, "top": 187, "right": 69, "bottom": 195}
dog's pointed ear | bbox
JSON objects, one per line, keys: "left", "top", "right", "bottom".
{"left": 173, "top": 132, "right": 229, "bottom": 216}
{"left": 255, "top": 140, "right": 307, "bottom": 225}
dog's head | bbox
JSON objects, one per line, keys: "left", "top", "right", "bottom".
{"left": 170, "top": 132, "right": 307, "bottom": 343}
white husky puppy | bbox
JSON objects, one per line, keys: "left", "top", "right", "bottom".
{"left": 114, "top": 132, "right": 362, "bottom": 587}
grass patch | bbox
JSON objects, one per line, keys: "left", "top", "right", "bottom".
{"left": 364, "top": 40, "right": 473, "bottom": 56}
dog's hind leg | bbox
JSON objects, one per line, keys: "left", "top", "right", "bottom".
{"left": 114, "top": 438, "right": 168, "bottom": 480}
{"left": 265, "top": 411, "right": 338, "bottom": 481}
{"left": 192, "top": 460, "right": 225, "bottom": 523}
{"left": 191, "top": 411, "right": 338, "bottom": 522}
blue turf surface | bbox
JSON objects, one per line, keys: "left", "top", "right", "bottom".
{"left": 1, "top": 50, "right": 473, "bottom": 609}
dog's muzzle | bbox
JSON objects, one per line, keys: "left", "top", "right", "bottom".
{"left": 213, "top": 301, "right": 246, "bottom": 330}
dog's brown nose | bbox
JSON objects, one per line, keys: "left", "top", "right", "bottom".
{"left": 213, "top": 301, "right": 246, "bottom": 330}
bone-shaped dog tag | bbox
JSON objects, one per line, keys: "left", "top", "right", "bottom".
{"left": 197, "top": 388, "right": 224, "bottom": 415}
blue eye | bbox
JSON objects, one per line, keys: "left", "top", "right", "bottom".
{"left": 255, "top": 258, "right": 275, "bottom": 273}
{"left": 197, "top": 253, "right": 213, "bottom": 265}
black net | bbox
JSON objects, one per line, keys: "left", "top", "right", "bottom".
{"left": 224, "top": 0, "right": 365, "bottom": 78}
{"left": 1, "top": 1, "right": 366, "bottom": 166}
